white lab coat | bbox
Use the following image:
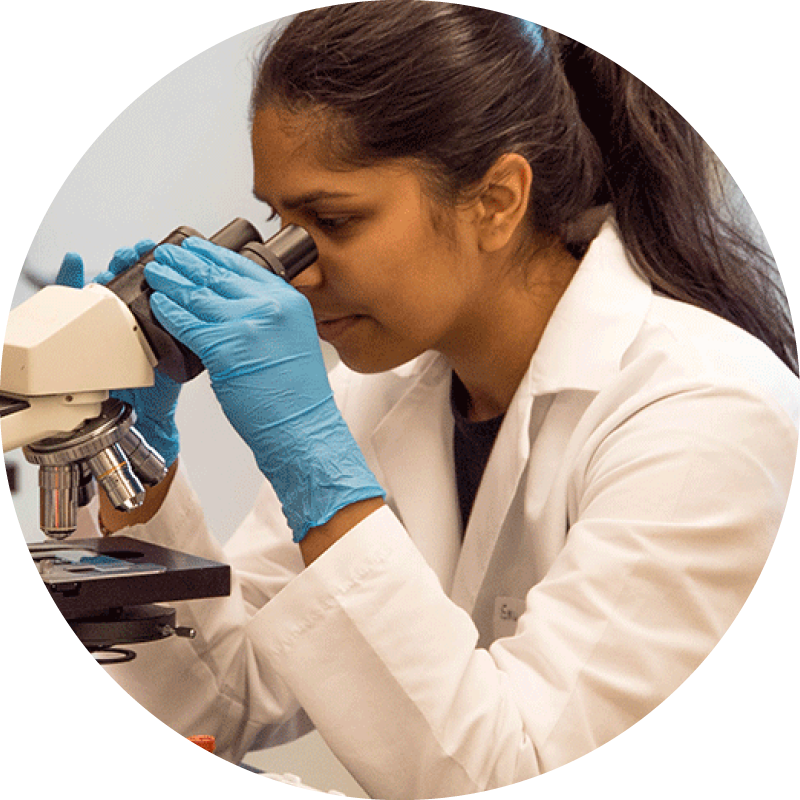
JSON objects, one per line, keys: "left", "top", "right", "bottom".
{"left": 98, "top": 222, "right": 799, "bottom": 799}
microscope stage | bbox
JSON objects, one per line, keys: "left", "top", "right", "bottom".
{"left": 29, "top": 536, "right": 231, "bottom": 620}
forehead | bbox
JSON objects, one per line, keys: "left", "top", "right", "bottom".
{"left": 250, "top": 105, "right": 423, "bottom": 207}
{"left": 252, "top": 105, "right": 332, "bottom": 163}
{"left": 252, "top": 106, "right": 358, "bottom": 197}
{"left": 251, "top": 105, "right": 324, "bottom": 192}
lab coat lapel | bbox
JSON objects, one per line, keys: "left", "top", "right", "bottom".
{"left": 371, "top": 356, "right": 462, "bottom": 594}
{"left": 370, "top": 358, "right": 539, "bottom": 616}
{"left": 449, "top": 220, "right": 654, "bottom": 616}
{"left": 449, "top": 379, "right": 536, "bottom": 615}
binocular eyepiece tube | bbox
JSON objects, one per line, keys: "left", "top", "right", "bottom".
{"left": 106, "top": 218, "right": 318, "bottom": 384}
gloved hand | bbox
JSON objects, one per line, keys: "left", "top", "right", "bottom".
{"left": 144, "top": 237, "right": 385, "bottom": 542}
{"left": 55, "top": 242, "right": 182, "bottom": 468}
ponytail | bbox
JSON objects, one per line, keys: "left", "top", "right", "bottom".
{"left": 253, "top": 2, "right": 796, "bottom": 375}
{"left": 554, "top": 36, "right": 798, "bottom": 374}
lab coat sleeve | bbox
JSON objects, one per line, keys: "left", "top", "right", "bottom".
{"left": 245, "top": 381, "right": 797, "bottom": 800}
{"left": 103, "top": 464, "right": 313, "bottom": 763}
{"left": 250, "top": 507, "right": 534, "bottom": 798}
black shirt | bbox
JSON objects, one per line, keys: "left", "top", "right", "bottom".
{"left": 450, "top": 373, "right": 505, "bottom": 535}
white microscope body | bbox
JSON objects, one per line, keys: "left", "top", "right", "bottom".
{"left": 1, "top": 283, "right": 156, "bottom": 451}
{"left": 1, "top": 284, "right": 166, "bottom": 538}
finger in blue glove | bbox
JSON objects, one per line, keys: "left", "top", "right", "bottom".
{"left": 93, "top": 239, "right": 156, "bottom": 285}
{"left": 55, "top": 252, "right": 85, "bottom": 289}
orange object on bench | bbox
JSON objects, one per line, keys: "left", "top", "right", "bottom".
{"left": 188, "top": 735, "right": 216, "bottom": 754}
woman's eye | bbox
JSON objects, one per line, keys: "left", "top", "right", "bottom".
{"left": 265, "top": 205, "right": 357, "bottom": 235}
{"left": 314, "top": 215, "right": 353, "bottom": 232}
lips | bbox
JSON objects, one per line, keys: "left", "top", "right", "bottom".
{"left": 315, "top": 314, "right": 365, "bottom": 343}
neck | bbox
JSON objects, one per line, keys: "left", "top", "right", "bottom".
{"left": 446, "top": 240, "right": 578, "bottom": 422}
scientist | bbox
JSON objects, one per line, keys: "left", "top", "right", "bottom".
{"left": 58, "top": 3, "right": 799, "bottom": 798}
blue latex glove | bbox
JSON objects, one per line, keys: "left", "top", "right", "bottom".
{"left": 55, "top": 242, "right": 182, "bottom": 467}
{"left": 144, "top": 237, "right": 385, "bottom": 542}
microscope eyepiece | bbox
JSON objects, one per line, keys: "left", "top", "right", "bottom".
{"left": 105, "top": 218, "right": 318, "bottom": 383}
{"left": 238, "top": 225, "right": 318, "bottom": 281}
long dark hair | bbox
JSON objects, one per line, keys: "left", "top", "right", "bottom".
{"left": 251, "top": 1, "right": 797, "bottom": 374}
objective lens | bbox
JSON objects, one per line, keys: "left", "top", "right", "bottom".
{"left": 24, "top": 400, "right": 158, "bottom": 537}
{"left": 86, "top": 443, "right": 145, "bottom": 512}
{"left": 120, "top": 427, "right": 168, "bottom": 487}
{"left": 39, "top": 464, "right": 80, "bottom": 539}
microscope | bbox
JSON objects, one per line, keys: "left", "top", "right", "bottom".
{"left": 1, "top": 218, "right": 317, "bottom": 661}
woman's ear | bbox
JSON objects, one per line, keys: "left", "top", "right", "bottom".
{"left": 474, "top": 153, "right": 532, "bottom": 252}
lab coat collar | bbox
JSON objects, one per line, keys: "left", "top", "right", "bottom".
{"left": 523, "top": 219, "right": 652, "bottom": 395}
{"left": 370, "top": 354, "right": 462, "bottom": 591}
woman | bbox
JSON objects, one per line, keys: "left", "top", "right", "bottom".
{"left": 63, "top": 3, "right": 798, "bottom": 797}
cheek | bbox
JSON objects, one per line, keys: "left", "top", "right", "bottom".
{"left": 324, "top": 252, "right": 467, "bottom": 374}
{"left": 370, "top": 268, "right": 468, "bottom": 359}
{"left": 323, "top": 205, "right": 469, "bottom": 340}
{"left": 325, "top": 224, "right": 425, "bottom": 307}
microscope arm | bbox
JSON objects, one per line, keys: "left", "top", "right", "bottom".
{"left": 1, "top": 284, "right": 156, "bottom": 453}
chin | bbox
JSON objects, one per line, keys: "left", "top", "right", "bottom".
{"left": 336, "top": 345, "right": 422, "bottom": 375}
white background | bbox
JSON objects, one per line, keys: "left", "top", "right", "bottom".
{"left": 1, "top": 1, "right": 797, "bottom": 798}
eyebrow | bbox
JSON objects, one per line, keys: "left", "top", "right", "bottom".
{"left": 251, "top": 188, "right": 357, "bottom": 210}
